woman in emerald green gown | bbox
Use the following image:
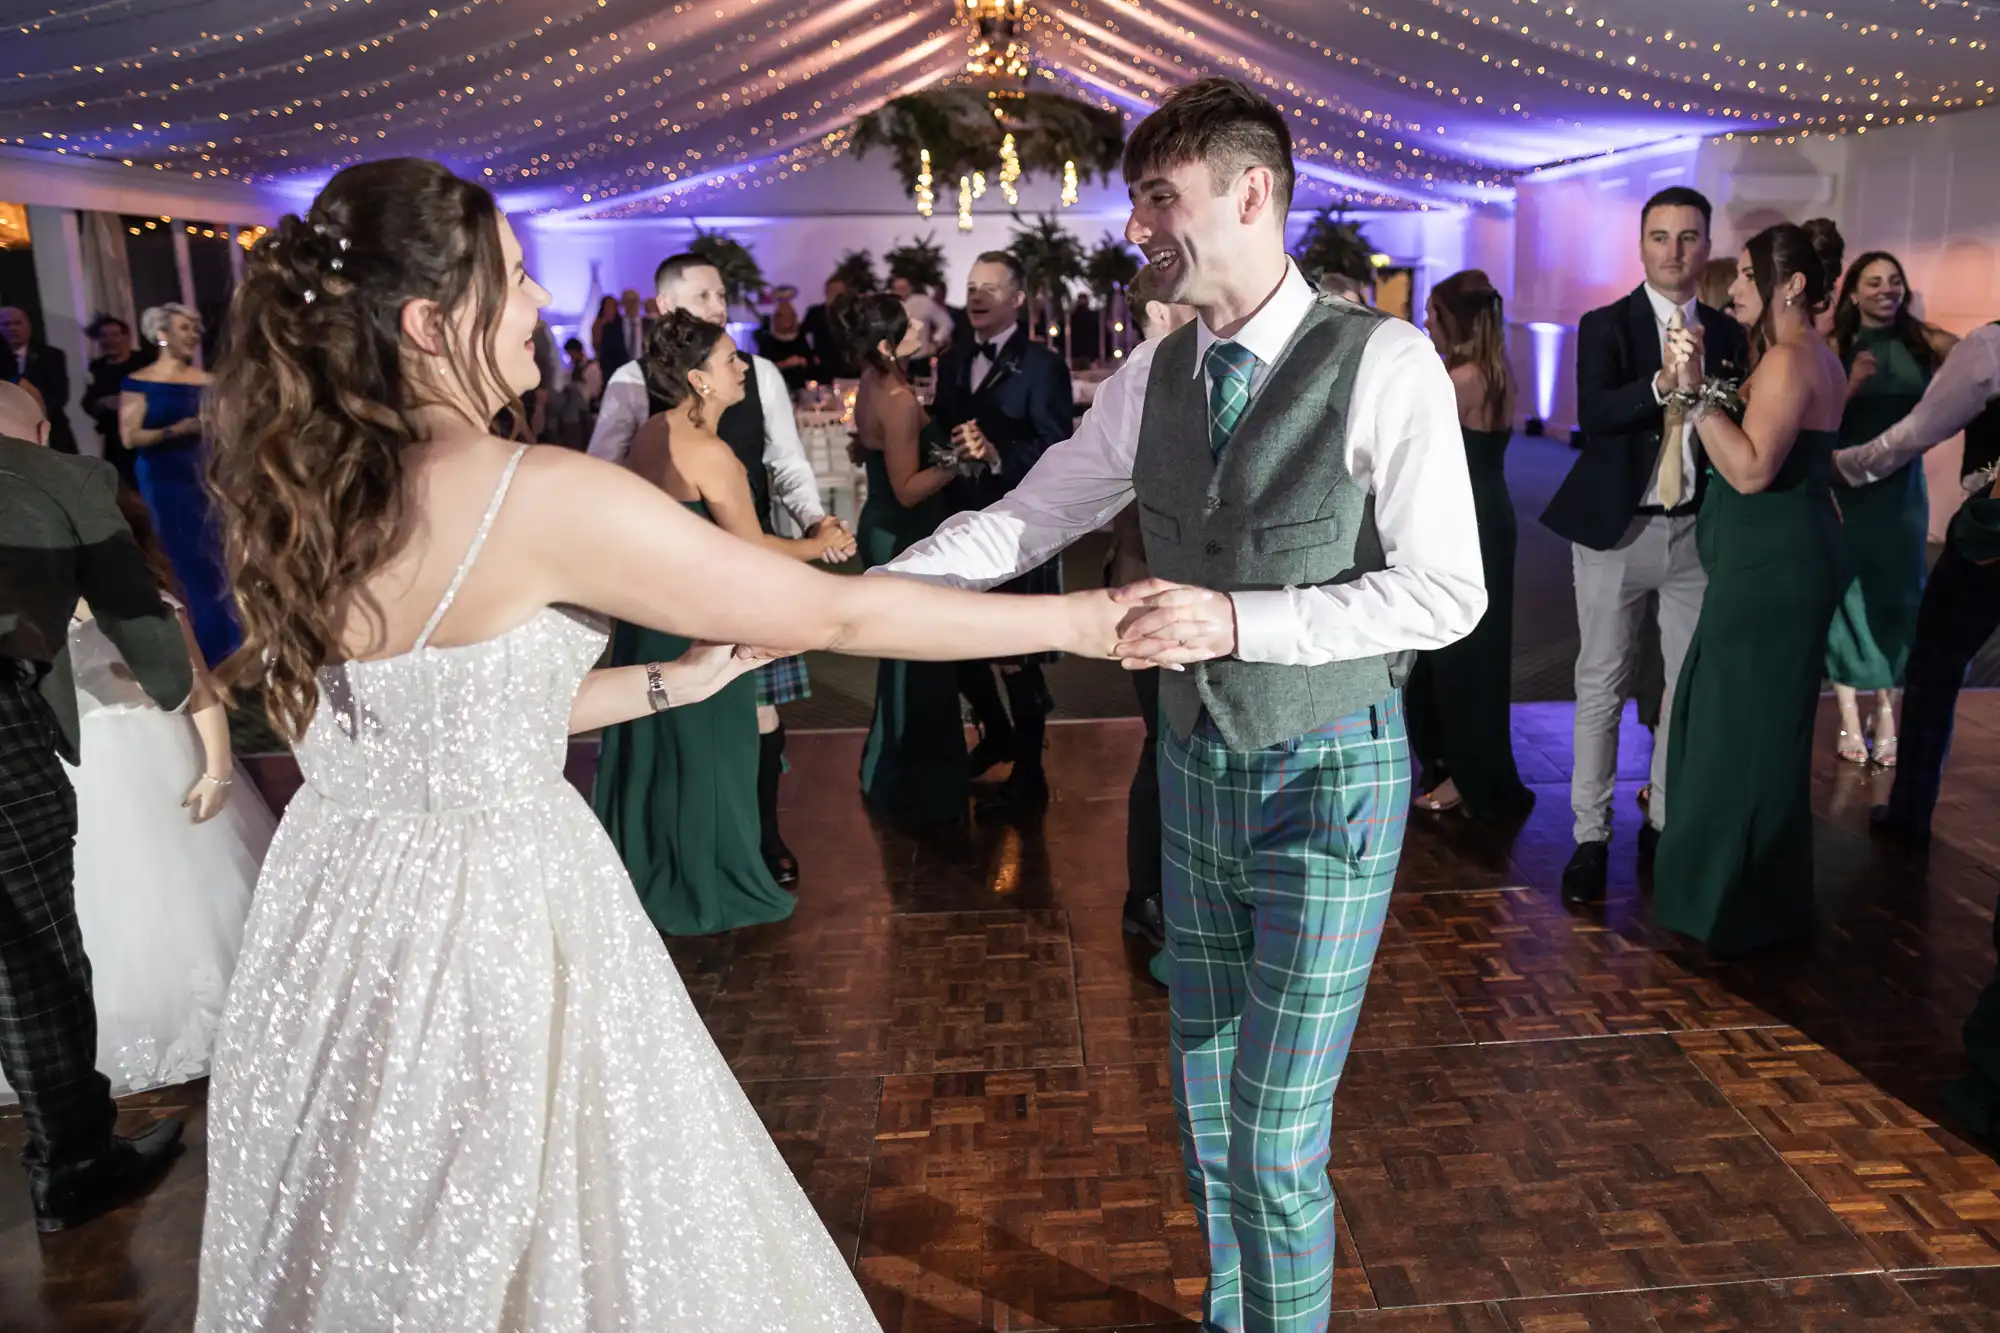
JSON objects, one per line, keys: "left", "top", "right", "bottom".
{"left": 840, "top": 292, "right": 975, "bottom": 824}
{"left": 1406, "top": 270, "right": 1534, "bottom": 821}
{"left": 1655, "top": 223, "right": 1850, "bottom": 956}
{"left": 592, "top": 312, "right": 848, "bottom": 935}
{"left": 1824, "top": 251, "right": 1959, "bottom": 767}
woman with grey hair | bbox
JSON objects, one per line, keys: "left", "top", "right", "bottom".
{"left": 119, "top": 302, "right": 240, "bottom": 662}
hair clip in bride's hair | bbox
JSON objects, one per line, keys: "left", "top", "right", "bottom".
{"left": 302, "top": 288, "right": 318, "bottom": 304}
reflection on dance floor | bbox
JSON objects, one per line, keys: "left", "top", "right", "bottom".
{"left": 6, "top": 698, "right": 2000, "bottom": 1331}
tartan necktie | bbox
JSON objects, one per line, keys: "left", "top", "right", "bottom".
{"left": 1204, "top": 340, "right": 1260, "bottom": 457}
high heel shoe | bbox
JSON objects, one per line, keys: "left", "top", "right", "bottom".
{"left": 1414, "top": 780, "right": 1462, "bottom": 813}
{"left": 1836, "top": 728, "right": 1869, "bottom": 765}
{"left": 1868, "top": 706, "right": 1898, "bottom": 769}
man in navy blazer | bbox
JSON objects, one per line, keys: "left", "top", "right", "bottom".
{"left": 930, "top": 251, "right": 1075, "bottom": 812}
{"left": 1540, "top": 187, "right": 1748, "bottom": 908}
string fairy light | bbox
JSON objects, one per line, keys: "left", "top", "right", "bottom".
{"left": 1061, "top": 158, "right": 1078, "bottom": 206}
{"left": 957, "top": 173, "right": 974, "bottom": 230}
{"left": 0, "top": 0, "right": 1992, "bottom": 213}
{"left": 998, "top": 131, "right": 1021, "bottom": 205}
{"left": 916, "top": 146, "right": 934, "bottom": 217}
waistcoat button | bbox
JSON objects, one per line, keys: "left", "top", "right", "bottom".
{"left": 1205, "top": 496, "right": 1223, "bottom": 512}
{"left": 1203, "top": 540, "right": 1222, "bottom": 556}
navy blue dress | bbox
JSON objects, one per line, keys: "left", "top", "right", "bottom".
{"left": 127, "top": 376, "right": 239, "bottom": 665}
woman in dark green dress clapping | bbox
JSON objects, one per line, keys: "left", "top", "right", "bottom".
{"left": 1655, "top": 223, "right": 1849, "bottom": 956}
{"left": 1824, "top": 251, "right": 1958, "bottom": 768}
{"left": 1407, "top": 270, "right": 1534, "bottom": 821}
{"left": 843, "top": 292, "right": 976, "bottom": 824}
{"left": 592, "top": 312, "right": 848, "bottom": 935}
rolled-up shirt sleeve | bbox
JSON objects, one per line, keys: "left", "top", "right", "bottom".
{"left": 1834, "top": 325, "right": 2000, "bottom": 487}
{"left": 586, "top": 363, "right": 648, "bottom": 463}
{"left": 873, "top": 341, "right": 1154, "bottom": 589}
{"left": 756, "top": 357, "right": 827, "bottom": 528}
{"left": 1229, "top": 321, "right": 1487, "bottom": 666}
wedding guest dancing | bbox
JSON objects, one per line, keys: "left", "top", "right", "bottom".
{"left": 1654, "top": 222, "right": 1847, "bottom": 956}
{"left": 0, "top": 485, "right": 273, "bottom": 1104}
{"left": 1824, "top": 251, "right": 1958, "bottom": 767}
{"left": 591, "top": 253, "right": 854, "bottom": 885}
{"left": 1540, "top": 187, "right": 1748, "bottom": 907}
{"left": 1406, "top": 270, "right": 1535, "bottom": 821}
{"left": 881, "top": 80, "right": 1484, "bottom": 1333}
{"left": 1859, "top": 318, "right": 2000, "bottom": 850}
{"left": 195, "top": 157, "right": 1141, "bottom": 1331}
{"left": 932, "top": 250, "right": 1075, "bottom": 813}
{"left": 592, "top": 312, "right": 846, "bottom": 935}
{"left": 0, "top": 379, "right": 192, "bottom": 1232}
{"left": 120, "top": 303, "right": 241, "bottom": 665}
{"left": 848, "top": 292, "right": 974, "bottom": 824}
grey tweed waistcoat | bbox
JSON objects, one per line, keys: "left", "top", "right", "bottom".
{"left": 1131, "top": 295, "right": 1402, "bottom": 751}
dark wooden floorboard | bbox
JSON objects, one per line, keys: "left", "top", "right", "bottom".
{"left": 10, "top": 697, "right": 2000, "bottom": 1329}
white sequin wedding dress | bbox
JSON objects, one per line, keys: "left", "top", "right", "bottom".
{"left": 197, "top": 449, "right": 880, "bottom": 1332}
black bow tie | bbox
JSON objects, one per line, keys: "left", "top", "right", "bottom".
{"left": 976, "top": 340, "right": 1002, "bottom": 362}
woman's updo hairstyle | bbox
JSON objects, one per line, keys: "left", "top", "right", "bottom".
{"left": 831, "top": 291, "right": 910, "bottom": 375}
{"left": 641, "top": 309, "right": 728, "bottom": 426}
{"left": 1800, "top": 217, "right": 1846, "bottom": 301}
{"left": 1743, "top": 221, "right": 1834, "bottom": 359}
{"left": 206, "top": 157, "right": 518, "bottom": 744}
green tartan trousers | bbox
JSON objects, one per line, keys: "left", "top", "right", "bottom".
{"left": 1161, "top": 693, "right": 1409, "bottom": 1333}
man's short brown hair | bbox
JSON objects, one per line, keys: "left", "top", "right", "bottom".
{"left": 1123, "top": 78, "right": 1295, "bottom": 215}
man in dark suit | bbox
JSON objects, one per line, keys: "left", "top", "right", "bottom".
{"left": 1, "top": 307, "right": 77, "bottom": 455}
{"left": 931, "top": 251, "right": 1075, "bottom": 812}
{"left": 595, "top": 288, "right": 651, "bottom": 377}
{"left": 0, "top": 380, "right": 191, "bottom": 1231}
{"left": 801, "top": 275, "right": 858, "bottom": 381}
{"left": 1540, "top": 186, "right": 1748, "bottom": 907}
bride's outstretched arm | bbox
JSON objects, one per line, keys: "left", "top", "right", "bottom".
{"left": 567, "top": 643, "right": 761, "bottom": 733}
{"left": 519, "top": 449, "right": 1136, "bottom": 663}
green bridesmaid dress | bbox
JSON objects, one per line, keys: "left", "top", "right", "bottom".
{"left": 1825, "top": 325, "right": 1933, "bottom": 689}
{"left": 1656, "top": 429, "right": 1845, "bottom": 954}
{"left": 857, "top": 443, "right": 970, "bottom": 824}
{"left": 1405, "top": 426, "right": 1535, "bottom": 820}
{"left": 591, "top": 500, "right": 796, "bottom": 936}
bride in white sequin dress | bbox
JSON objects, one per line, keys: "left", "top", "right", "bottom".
{"left": 194, "top": 159, "right": 1135, "bottom": 1332}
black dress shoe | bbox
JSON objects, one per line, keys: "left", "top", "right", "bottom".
{"left": 966, "top": 734, "right": 1015, "bottom": 781}
{"left": 977, "top": 768, "right": 1049, "bottom": 819}
{"left": 1560, "top": 841, "right": 1610, "bottom": 907}
{"left": 1122, "top": 894, "right": 1166, "bottom": 951}
{"left": 1869, "top": 804, "right": 1931, "bottom": 847}
{"left": 1637, "top": 821, "right": 1661, "bottom": 859}
{"left": 29, "top": 1117, "right": 185, "bottom": 1234}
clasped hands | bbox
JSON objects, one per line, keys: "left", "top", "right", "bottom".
{"left": 1663, "top": 320, "right": 1706, "bottom": 392}
{"left": 725, "top": 577, "right": 1237, "bottom": 672}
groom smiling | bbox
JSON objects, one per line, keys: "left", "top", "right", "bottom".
{"left": 879, "top": 78, "right": 1485, "bottom": 1332}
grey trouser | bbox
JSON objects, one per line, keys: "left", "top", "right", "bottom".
{"left": 1571, "top": 513, "right": 1706, "bottom": 844}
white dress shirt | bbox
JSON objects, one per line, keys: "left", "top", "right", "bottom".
{"left": 876, "top": 260, "right": 1485, "bottom": 667}
{"left": 586, "top": 353, "right": 827, "bottom": 529}
{"left": 968, "top": 322, "right": 1017, "bottom": 393}
{"left": 1834, "top": 323, "right": 2000, "bottom": 488}
{"left": 1642, "top": 283, "right": 1701, "bottom": 508}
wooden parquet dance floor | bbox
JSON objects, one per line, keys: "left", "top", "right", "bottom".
{"left": 7, "top": 697, "right": 2000, "bottom": 1332}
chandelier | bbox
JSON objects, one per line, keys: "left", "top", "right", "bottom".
{"left": 959, "top": 0, "right": 1028, "bottom": 81}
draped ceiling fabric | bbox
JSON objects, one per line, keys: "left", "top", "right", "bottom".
{"left": 2, "top": 0, "right": 1995, "bottom": 217}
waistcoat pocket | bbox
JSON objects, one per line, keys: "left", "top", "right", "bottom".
{"left": 1137, "top": 502, "right": 1182, "bottom": 547}
{"left": 1252, "top": 514, "right": 1340, "bottom": 553}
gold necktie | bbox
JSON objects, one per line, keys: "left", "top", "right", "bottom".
{"left": 1657, "top": 308, "right": 1685, "bottom": 510}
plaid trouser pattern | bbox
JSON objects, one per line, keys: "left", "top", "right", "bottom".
{"left": 1161, "top": 694, "right": 1410, "bottom": 1333}
{"left": 0, "top": 671, "right": 115, "bottom": 1166}
{"left": 754, "top": 655, "right": 811, "bottom": 708}
{"left": 1205, "top": 342, "right": 1260, "bottom": 457}
{"left": 1883, "top": 543, "right": 2000, "bottom": 839}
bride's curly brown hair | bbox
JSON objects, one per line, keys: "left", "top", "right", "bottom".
{"left": 206, "top": 158, "right": 520, "bottom": 744}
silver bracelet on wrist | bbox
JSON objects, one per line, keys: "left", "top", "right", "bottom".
{"left": 199, "top": 772, "right": 233, "bottom": 787}
{"left": 644, "top": 661, "right": 672, "bottom": 713}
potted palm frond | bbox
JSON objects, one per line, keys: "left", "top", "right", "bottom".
{"left": 830, "top": 248, "right": 880, "bottom": 294}
{"left": 884, "top": 234, "right": 948, "bottom": 294}
{"left": 1007, "top": 213, "right": 1086, "bottom": 342}
{"left": 687, "top": 226, "right": 766, "bottom": 306}
{"left": 1292, "top": 207, "right": 1379, "bottom": 295}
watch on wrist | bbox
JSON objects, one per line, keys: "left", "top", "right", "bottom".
{"left": 645, "top": 662, "right": 672, "bottom": 713}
